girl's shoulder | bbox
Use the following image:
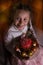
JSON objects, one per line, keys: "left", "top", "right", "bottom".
{"left": 8, "top": 25, "right": 18, "bottom": 32}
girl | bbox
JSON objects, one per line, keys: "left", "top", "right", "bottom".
{"left": 4, "top": 3, "right": 43, "bottom": 65}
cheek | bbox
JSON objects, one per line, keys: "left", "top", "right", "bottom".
{"left": 24, "top": 21, "right": 29, "bottom": 25}
{"left": 14, "top": 20, "right": 19, "bottom": 25}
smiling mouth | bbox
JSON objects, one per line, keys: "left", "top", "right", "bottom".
{"left": 18, "top": 26, "right": 25, "bottom": 30}
{"left": 17, "top": 24, "right": 27, "bottom": 27}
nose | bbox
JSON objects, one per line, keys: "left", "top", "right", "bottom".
{"left": 19, "top": 18, "right": 22, "bottom": 25}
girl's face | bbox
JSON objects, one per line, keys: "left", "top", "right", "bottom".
{"left": 14, "top": 10, "right": 30, "bottom": 30}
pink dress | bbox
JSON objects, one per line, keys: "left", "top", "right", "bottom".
{"left": 13, "top": 47, "right": 43, "bottom": 65}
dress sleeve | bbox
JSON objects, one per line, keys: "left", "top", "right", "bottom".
{"left": 4, "top": 30, "right": 13, "bottom": 46}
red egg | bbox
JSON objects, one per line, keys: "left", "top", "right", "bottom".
{"left": 20, "top": 38, "right": 32, "bottom": 49}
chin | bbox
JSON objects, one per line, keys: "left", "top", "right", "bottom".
{"left": 18, "top": 27, "right": 24, "bottom": 30}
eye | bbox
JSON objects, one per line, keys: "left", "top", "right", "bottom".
{"left": 24, "top": 18, "right": 28, "bottom": 22}
{"left": 16, "top": 17, "right": 20, "bottom": 20}
{"left": 24, "top": 18, "right": 26, "bottom": 20}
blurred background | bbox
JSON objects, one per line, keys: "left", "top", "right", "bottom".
{"left": 0, "top": 0, "right": 43, "bottom": 45}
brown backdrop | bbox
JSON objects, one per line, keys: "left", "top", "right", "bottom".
{"left": 0, "top": 0, "right": 42, "bottom": 39}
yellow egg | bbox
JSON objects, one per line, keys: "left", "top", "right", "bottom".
{"left": 29, "top": 51, "right": 33, "bottom": 56}
{"left": 30, "top": 53, "right": 32, "bottom": 56}
{"left": 22, "top": 52, "right": 27, "bottom": 57}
